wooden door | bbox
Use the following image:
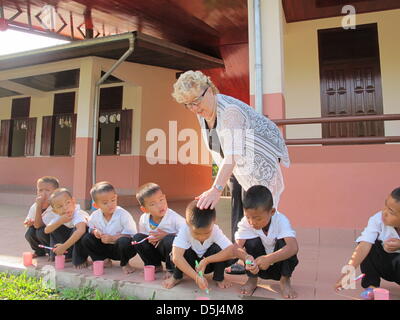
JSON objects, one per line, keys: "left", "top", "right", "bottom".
{"left": 319, "top": 24, "right": 384, "bottom": 142}
{"left": 320, "top": 60, "right": 384, "bottom": 140}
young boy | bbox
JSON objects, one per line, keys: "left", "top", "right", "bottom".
{"left": 133, "top": 183, "right": 186, "bottom": 275}
{"left": 163, "top": 200, "right": 236, "bottom": 291}
{"left": 24, "top": 176, "right": 59, "bottom": 259}
{"left": 81, "top": 182, "right": 137, "bottom": 274}
{"left": 45, "top": 188, "right": 90, "bottom": 268}
{"left": 234, "top": 185, "right": 299, "bottom": 299}
{"left": 335, "top": 187, "right": 400, "bottom": 292}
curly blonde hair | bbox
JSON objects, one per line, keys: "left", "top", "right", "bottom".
{"left": 172, "top": 70, "right": 219, "bottom": 104}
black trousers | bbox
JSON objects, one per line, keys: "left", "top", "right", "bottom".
{"left": 50, "top": 225, "right": 88, "bottom": 266}
{"left": 25, "top": 226, "right": 50, "bottom": 256}
{"left": 133, "top": 233, "right": 175, "bottom": 271}
{"left": 360, "top": 240, "right": 400, "bottom": 288}
{"left": 228, "top": 175, "right": 246, "bottom": 242}
{"left": 173, "top": 243, "right": 237, "bottom": 282}
{"left": 81, "top": 232, "right": 136, "bottom": 267}
{"left": 244, "top": 237, "right": 298, "bottom": 280}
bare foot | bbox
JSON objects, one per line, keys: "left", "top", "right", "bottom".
{"left": 240, "top": 277, "right": 258, "bottom": 296}
{"left": 216, "top": 279, "right": 232, "bottom": 289}
{"left": 122, "top": 264, "right": 135, "bottom": 274}
{"left": 74, "top": 260, "right": 90, "bottom": 269}
{"left": 155, "top": 265, "right": 163, "bottom": 273}
{"left": 280, "top": 276, "right": 297, "bottom": 299}
{"left": 162, "top": 274, "right": 182, "bottom": 289}
{"left": 104, "top": 258, "right": 113, "bottom": 268}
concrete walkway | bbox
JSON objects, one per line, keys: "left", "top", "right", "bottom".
{"left": 1, "top": 201, "right": 399, "bottom": 300}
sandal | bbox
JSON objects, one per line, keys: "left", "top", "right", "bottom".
{"left": 225, "top": 263, "right": 246, "bottom": 275}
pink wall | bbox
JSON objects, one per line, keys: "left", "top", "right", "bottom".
{"left": 96, "top": 155, "right": 140, "bottom": 190}
{"left": 139, "top": 156, "right": 212, "bottom": 201}
{"left": 280, "top": 144, "right": 400, "bottom": 229}
{"left": 0, "top": 157, "right": 74, "bottom": 189}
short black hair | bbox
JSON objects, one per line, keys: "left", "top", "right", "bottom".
{"left": 136, "top": 183, "right": 162, "bottom": 207}
{"left": 37, "top": 176, "right": 59, "bottom": 189}
{"left": 243, "top": 185, "right": 274, "bottom": 211}
{"left": 391, "top": 187, "right": 400, "bottom": 203}
{"left": 49, "top": 188, "right": 73, "bottom": 206}
{"left": 90, "top": 182, "right": 116, "bottom": 202}
{"left": 186, "top": 200, "right": 216, "bottom": 229}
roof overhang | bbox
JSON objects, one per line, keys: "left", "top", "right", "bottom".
{"left": 0, "top": 31, "right": 224, "bottom": 72}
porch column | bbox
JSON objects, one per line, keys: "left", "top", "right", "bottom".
{"left": 248, "top": 0, "right": 286, "bottom": 122}
{"left": 73, "top": 58, "right": 100, "bottom": 209}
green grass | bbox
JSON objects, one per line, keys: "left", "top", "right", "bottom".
{"left": 0, "top": 272, "right": 58, "bottom": 300}
{"left": 0, "top": 272, "right": 140, "bottom": 300}
{"left": 58, "top": 286, "right": 137, "bottom": 300}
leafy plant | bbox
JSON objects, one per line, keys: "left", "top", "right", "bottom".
{"left": 57, "top": 286, "right": 137, "bottom": 300}
{"left": 0, "top": 272, "right": 58, "bottom": 300}
{"left": 0, "top": 272, "right": 139, "bottom": 300}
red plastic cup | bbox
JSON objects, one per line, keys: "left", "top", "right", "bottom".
{"left": 373, "top": 288, "right": 389, "bottom": 300}
{"left": 144, "top": 265, "right": 155, "bottom": 281}
{"left": 22, "top": 252, "right": 33, "bottom": 266}
{"left": 55, "top": 255, "right": 65, "bottom": 270}
{"left": 93, "top": 261, "right": 104, "bottom": 276}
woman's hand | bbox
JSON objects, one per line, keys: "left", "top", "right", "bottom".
{"left": 195, "top": 187, "right": 222, "bottom": 210}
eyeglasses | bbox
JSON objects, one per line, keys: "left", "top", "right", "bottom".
{"left": 184, "top": 87, "right": 209, "bottom": 109}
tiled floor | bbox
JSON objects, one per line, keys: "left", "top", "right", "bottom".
{"left": 1, "top": 202, "right": 399, "bottom": 300}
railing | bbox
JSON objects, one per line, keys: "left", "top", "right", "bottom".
{"left": 273, "top": 114, "right": 400, "bottom": 145}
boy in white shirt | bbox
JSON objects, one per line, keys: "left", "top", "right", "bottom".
{"left": 133, "top": 183, "right": 186, "bottom": 275}
{"left": 335, "top": 187, "right": 400, "bottom": 292}
{"left": 234, "top": 185, "right": 299, "bottom": 299}
{"left": 24, "top": 176, "right": 59, "bottom": 259}
{"left": 163, "top": 200, "right": 236, "bottom": 291}
{"left": 45, "top": 188, "right": 90, "bottom": 269}
{"left": 81, "top": 182, "right": 137, "bottom": 274}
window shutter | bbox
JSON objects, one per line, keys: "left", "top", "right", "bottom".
{"left": 24, "top": 117, "right": 37, "bottom": 156}
{"left": 120, "top": 109, "right": 133, "bottom": 154}
{"left": 70, "top": 114, "right": 77, "bottom": 155}
{"left": 0, "top": 119, "right": 11, "bottom": 157}
{"left": 41, "top": 116, "right": 54, "bottom": 156}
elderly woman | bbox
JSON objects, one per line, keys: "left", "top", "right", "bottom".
{"left": 172, "top": 71, "right": 290, "bottom": 272}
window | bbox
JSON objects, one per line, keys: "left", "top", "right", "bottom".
{"left": 40, "top": 92, "right": 77, "bottom": 156}
{"left": 0, "top": 97, "right": 36, "bottom": 157}
{"left": 97, "top": 86, "right": 132, "bottom": 155}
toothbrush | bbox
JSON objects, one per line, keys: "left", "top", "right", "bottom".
{"left": 195, "top": 260, "right": 210, "bottom": 295}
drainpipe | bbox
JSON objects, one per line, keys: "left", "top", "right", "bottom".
{"left": 92, "top": 34, "right": 135, "bottom": 187}
{"left": 254, "top": 0, "right": 263, "bottom": 115}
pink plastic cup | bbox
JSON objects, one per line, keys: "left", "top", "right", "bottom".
{"left": 144, "top": 265, "right": 155, "bottom": 281}
{"left": 55, "top": 255, "right": 65, "bottom": 270}
{"left": 93, "top": 261, "right": 104, "bottom": 276}
{"left": 373, "top": 288, "right": 390, "bottom": 300}
{"left": 22, "top": 252, "right": 33, "bottom": 266}
{"left": 196, "top": 297, "right": 210, "bottom": 300}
